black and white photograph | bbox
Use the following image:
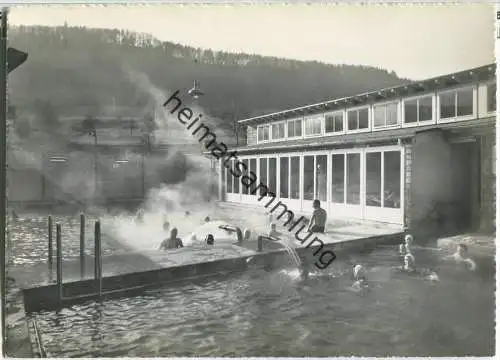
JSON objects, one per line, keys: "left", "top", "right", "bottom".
{"left": 1, "top": 1, "right": 497, "bottom": 357}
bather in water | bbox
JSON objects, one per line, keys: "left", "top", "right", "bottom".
{"left": 136, "top": 209, "right": 145, "bottom": 224}
{"left": 351, "top": 264, "right": 369, "bottom": 291}
{"left": 444, "top": 243, "right": 476, "bottom": 271}
{"left": 395, "top": 252, "right": 439, "bottom": 282}
{"left": 163, "top": 221, "right": 170, "bottom": 232}
{"left": 205, "top": 234, "right": 215, "bottom": 246}
{"left": 204, "top": 216, "right": 210, "bottom": 223}
{"left": 159, "top": 227, "right": 184, "bottom": 250}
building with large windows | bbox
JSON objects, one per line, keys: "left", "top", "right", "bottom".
{"left": 217, "top": 64, "right": 496, "bottom": 235}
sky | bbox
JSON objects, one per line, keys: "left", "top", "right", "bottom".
{"left": 7, "top": 3, "right": 496, "bottom": 80}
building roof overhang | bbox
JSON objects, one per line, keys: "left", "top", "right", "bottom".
{"left": 238, "top": 64, "right": 496, "bottom": 127}
{"left": 203, "top": 116, "right": 494, "bottom": 157}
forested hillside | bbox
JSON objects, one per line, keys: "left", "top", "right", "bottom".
{"left": 7, "top": 25, "right": 409, "bottom": 132}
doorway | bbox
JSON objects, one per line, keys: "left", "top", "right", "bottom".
{"left": 450, "top": 140, "right": 480, "bottom": 232}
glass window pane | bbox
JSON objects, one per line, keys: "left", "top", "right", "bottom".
{"left": 334, "top": 113, "right": 343, "bottom": 132}
{"left": 386, "top": 103, "right": 398, "bottom": 126}
{"left": 280, "top": 157, "right": 289, "bottom": 198}
{"left": 384, "top": 151, "right": 401, "bottom": 208}
{"left": 295, "top": 120, "right": 302, "bottom": 136}
{"left": 304, "top": 118, "right": 313, "bottom": 135}
{"left": 325, "top": 115, "right": 334, "bottom": 133}
{"left": 233, "top": 160, "right": 240, "bottom": 193}
{"left": 487, "top": 83, "right": 496, "bottom": 112}
{"left": 419, "top": 96, "right": 433, "bottom": 122}
{"left": 374, "top": 105, "right": 385, "bottom": 127}
{"left": 457, "top": 88, "right": 473, "bottom": 117}
{"left": 290, "top": 156, "right": 300, "bottom": 199}
{"left": 249, "top": 159, "right": 257, "bottom": 194}
{"left": 404, "top": 99, "right": 418, "bottom": 123}
{"left": 316, "top": 155, "right": 327, "bottom": 201}
{"left": 303, "top": 155, "right": 314, "bottom": 200}
{"left": 346, "top": 153, "right": 360, "bottom": 204}
{"left": 331, "top": 154, "right": 345, "bottom": 203}
{"left": 313, "top": 117, "right": 322, "bottom": 134}
{"left": 271, "top": 124, "right": 279, "bottom": 139}
{"left": 366, "top": 152, "right": 381, "bottom": 206}
{"left": 439, "top": 92, "right": 455, "bottom": 119}
{"left": 347, "top": 110, "right": 357, "bottom": 130}
{"left": 287, "top": 121, "right": 295, "bottom": 137}
{"left": 358, "top": 108, "right": 369, "bottom": 129}
{"left": 269, "top": 158, "right": 277, "bottom": 195}
{"left": 242, "top": 159, "right": 249, "bottom": 194}
{"left": 226, "top": 164, "right": 232, "bottom": 194}
{"left": 259, "top": 158, "right": 267, "bottom": 196}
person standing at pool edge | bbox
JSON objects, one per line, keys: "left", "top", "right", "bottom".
{"left": 308, "top": 200, "right": 327, "bottom": 233}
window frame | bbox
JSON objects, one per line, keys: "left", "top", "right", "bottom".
{"left": 270, "top": 121, "right": 287, "bottom": 141}
{"left": 303, "top": 114, "right": 324, "bottom": 138}
{"left": 256, "top": 124, "right": 271, "bottom": 143}
{"left": 372, "top": 100, "right": 401, "bottom": 131}
{"left": 324, "top": 110, "right": 345, "bottom": 135}
{"left": 486, "top": 81, "right": 496, "bottom": 114}
{"left": 346, "top": 106, "right": 371, "bottom": 134}
{"left": 401, "top": 93, "right": 436, "bottom": 128}
{"left": 286, "top": 118, "right": 304, "bottom": 140}
{"left": 437, "top": 85, "right": 476, "bottom": 124}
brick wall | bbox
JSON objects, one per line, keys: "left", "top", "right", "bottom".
{"left": 246, "top": 126, "right": 257, "bottom": 146}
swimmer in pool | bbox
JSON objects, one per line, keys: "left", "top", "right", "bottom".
{"left": 400, "top": 234, "right": 413, "bottom": 254}
{"left": 243, "top": 228, "right": 251, "bottom": 241}
{"left": 401, "top": 253, "right": 416, "bottom": 273}
{"left": 396, "top": 253, "right": 440, "bottom": 281}
{"left": 268, "top": 223, "right": 282, "bottom": 239}
{"left": 205, "top": 234, "right": 215, "bottom": 246}
{"left": 444, "top": 244, "right": 476, "bottom": 271}
{"left": 159, "top": 227, "right": 184, "bottom": 250}
{"left": 352, "top": 264, "right": 368, "bottom": 291}
{"left": 185, "top": 210, "right": 191, "bottom": 217}
{"left": 136, "top": 208, "right": 144, "bottom": 223}
{"left": 163, "top": 221, "right": 170, "bottom": 232}
{"left": 204, "top": 216, "right": 210, "bottom": 223}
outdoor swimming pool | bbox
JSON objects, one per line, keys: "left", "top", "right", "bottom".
{"left": 29, "top": 245, "right": 494, "bottom": 357}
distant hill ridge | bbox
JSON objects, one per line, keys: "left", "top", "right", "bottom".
{"left": 7, "top": 25, "right": 409, "bottom": 134}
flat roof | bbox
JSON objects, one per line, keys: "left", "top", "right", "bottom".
{"left": 238, "top": 63, "right": 496, "bottom": 126}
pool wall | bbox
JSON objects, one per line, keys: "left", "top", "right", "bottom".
{"left": 22, "top": 232, "right": 403, "bottom": 313}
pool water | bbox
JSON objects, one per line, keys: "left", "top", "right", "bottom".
{"left": 30, "top": 246, "right": 495, "bottom": 357}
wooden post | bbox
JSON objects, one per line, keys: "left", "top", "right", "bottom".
{"left": 94, "top": 221, "right": 102, "bottom": 297}
{"left": 257, "top": 236, "right": 263, "bottom": 252}
{"left": 56, "top": 223, "right": 62, "bottom": 305}
{"left": 47, "top": 215, "right": 53, "bottom": 267}
{"left": 79, "top": 213, "right": 85, "bottom": 278}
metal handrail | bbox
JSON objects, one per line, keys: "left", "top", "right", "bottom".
{"left": 31, "top": 317, "right": 48, "bottom": 358}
